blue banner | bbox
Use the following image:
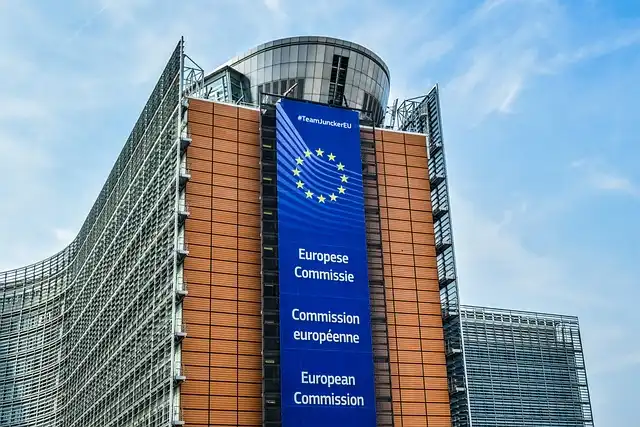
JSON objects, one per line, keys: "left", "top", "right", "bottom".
{"left": 276, "top": 99, "right": 376, "bottom": 427}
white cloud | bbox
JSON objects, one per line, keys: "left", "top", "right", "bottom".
{"left": 99, "top": 0, "right": 151, "bottom": 27}
{"left": 451, "top": 191, "right": 616, "bottom": 311}
{"left": 548, "top": 28, "right": 640, "bottom": 70}
{"left": 441, "top": 0, "right": 564, "bottom": 122}
{"left": 53, "top": 228, "right": 76, "bottom": 245}
{"left": 571, "top": 158, "right": 638, "bottom": 196}
{"left": 263, "top": 0, "right": 282, "bottom": 12}
{"left": 0, "top": 97, "right": 51, "bottom": 121}
{"left": 591, "top": 172, "right": 636, "bottom": 194}
{"left": 570, "top": 158, "right": 588, "bottom": 168}
{"left": 437, "top": 0, "right": 640, "bottom": 124}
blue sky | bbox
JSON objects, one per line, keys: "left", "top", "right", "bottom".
{"left": 0, "top": 0, "right": 638, "bottom": 424}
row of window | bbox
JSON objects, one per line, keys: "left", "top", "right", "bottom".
{"left": 231, "top": 44, "right": 388, "bottom": 84}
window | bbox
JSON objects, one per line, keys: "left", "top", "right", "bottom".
{"left": 328, "top": 54, "right": 349, "bottom": 105}
{"left": 296, "top": 79, "right": 304, "bottom": 99}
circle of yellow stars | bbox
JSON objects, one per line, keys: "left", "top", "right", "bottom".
{"left": 291, "top": 147, "right": 348, "bottom": 203}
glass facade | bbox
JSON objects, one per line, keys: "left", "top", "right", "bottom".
{"left": 202, "top": 66, "right": 251, "bottom": 104}
{"left": 202, "top": 36, "right": 390, "bottom": 124}
{"left": 459, "top": 306, "right": 594, "bottom": 427}
{"left": 0, "top": 41, "right": 187, "bottom": 427}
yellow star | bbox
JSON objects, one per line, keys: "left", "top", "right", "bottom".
{"left": 304, "top": 149, "right": 312, "bottom": 158}
{"left": 296, "top": 181, "right": 304, "bottom": 189}
{"left": 337, "top": 162, "right": 345, "bottom": 171}
{"left": 337, "top": 186, "right": 346, "bottom": 194}
{"left": 317, "top": 194, "right": 326, "bottom": 203}
{"left": 315, "top": 148, "right": 324, "bottom": 157}
{"left": 341, "top": 174, "right": 348, "bottom": 183}
{"left": 293, "top": 168, "right": 301, "bottom": 176}
{"left": 305, "top": 190, "right": 314, "bottom": 198}
{"left": 328, "top": 153, "right": 336, "bottom": 161}
{"left": 329, "top": 193, "right": 338, "bottom": 202}
{"left": 296, "top": 157, "right": 304, "bottom": 165}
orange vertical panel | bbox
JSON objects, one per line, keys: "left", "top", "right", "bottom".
{"left": 183, "top": 101, "right": 264, "bottom": 427}
{"left": 379, "top": 129, "right": 450, "bottom": 425}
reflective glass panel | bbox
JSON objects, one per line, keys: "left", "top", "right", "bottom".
{"left": 315, "top": 45, "right": 325, "bottom": 62}
{"left": 307, "top": 44, "right": 317, "bottom": 61}
{"left": 298, "top": 44, "right": 308, "bottom": 60}
{"left": 281, "top": 46, "right": 290, "bottom": 63}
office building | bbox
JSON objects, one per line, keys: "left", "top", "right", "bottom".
{"left": 457, "top": 306, "right": 594, "bottom": 427}
{"left": 0, "top": 36, "right": 594, "bottom": 427}
{"left": 0, "top": 38, "right": 453, "bottom": 427}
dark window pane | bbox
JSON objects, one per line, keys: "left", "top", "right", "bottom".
{"left": 296, "top": 79, "right": 304, "bottom": 99}
{"left": 338, "top": 68, "right": 348, "bottom": 83}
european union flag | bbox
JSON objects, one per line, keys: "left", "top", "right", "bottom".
{"left": 275, "top": 101, "right": 366, "bottom": 235}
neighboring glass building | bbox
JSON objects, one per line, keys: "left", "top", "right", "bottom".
{"left": 201, "top": 36, "right": 391, "bottom": 124}
{"left": 459, "top": 305, "right": 594, "bottom": 427}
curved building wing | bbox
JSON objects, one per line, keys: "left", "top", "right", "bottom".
{"left": 1, "top": 42, "right": 185, "bottom": 427}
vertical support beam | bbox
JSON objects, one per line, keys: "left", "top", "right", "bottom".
{"left": 397, "top": 86, "right": 472, "bottom": 427}
{"left": 260, "top": 101, "right": 281, "bottom": 427}
{"left": 361, "top": 125, "right": 395, "bottom": 427}
{"left": 171, "top": 37, "right": 186, "bottom": 426}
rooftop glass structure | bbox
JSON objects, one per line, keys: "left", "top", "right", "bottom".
{"left": 200, "top": 36, "right": 390, "bottom": 125}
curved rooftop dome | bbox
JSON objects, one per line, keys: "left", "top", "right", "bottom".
{"left": 205, "top": 36, "right": 391, "bottom": 124}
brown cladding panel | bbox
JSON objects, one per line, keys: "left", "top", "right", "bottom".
{"left": 184, "top": 409, "right": 209, "bottom": 425}
{"left": 379, "top": 130, "right": 451, "bottom": 426}
{"left": 182, "top": 101, "right": 262, "bottom": 427}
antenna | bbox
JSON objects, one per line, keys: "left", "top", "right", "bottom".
{"left": 283, "top": 82, "right": 298, "bottom": 98}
